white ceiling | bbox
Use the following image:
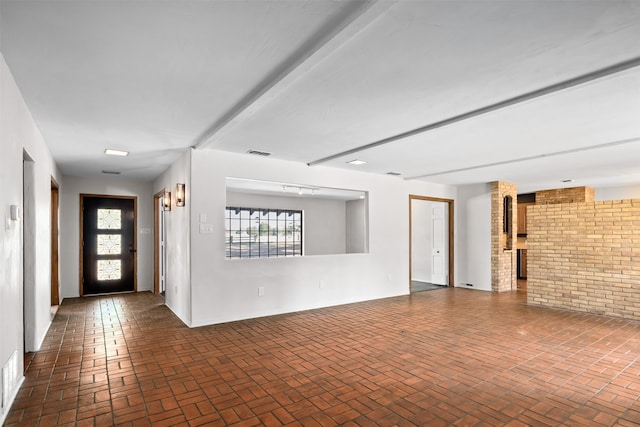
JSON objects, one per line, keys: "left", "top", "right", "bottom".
{"left": 1, "top": 0, "right": 639, "bottom": 193}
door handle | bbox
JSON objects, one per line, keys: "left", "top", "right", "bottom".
{"left": 129, "top": 245, "right": 137, "bottom": 253}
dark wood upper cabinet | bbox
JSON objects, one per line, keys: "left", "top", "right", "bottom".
{"left": 518, "top": 203, "right": 534, "bottom": 235}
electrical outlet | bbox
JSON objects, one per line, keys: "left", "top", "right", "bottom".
{"left": 319, "top": 280, "right": 325, "bottom": 289}
{"left": 258, "top": 286, "right": 264, "bottom": 296}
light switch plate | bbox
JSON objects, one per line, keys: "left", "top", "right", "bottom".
{"left": 10, "top": 205, "right": 21, "bottom": 221}
{"left": 199, "top": 224, "right": 214, "bottom": 234}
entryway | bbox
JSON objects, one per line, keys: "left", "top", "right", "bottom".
{"left": 409, "top": 195, "right": 454, "bottom": 293}
{"left": 80, "top": 195, "right": 137, "bottom": 295}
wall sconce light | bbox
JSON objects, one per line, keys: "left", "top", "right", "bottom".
{"left": 176, "top": 183, "right": 185, "bottom": 207}
{"left": 163, "top": 189, "right": 171, "bottom": 211}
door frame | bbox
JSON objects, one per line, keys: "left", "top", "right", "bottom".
{"left": 50, "top": 178, "right": 60, "bottom": 306}
{"left": 79, "top": 194, "right": 138, "bottom": 296}
{"left": 23, "top": 149, "right": 36, "bottom": 353}
{"left": 409, "top": 195, "right": 454, "bottom": 290}
{"left": 153, "top": 190, "right": 164, "bottom": 294}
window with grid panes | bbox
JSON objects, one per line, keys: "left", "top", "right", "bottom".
{"left": 225, "top": 207, "right": 302, "bottom": 259}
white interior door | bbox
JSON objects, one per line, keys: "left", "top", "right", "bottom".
{"left": 411, "top": 199, "right": 431, "bottom": 283}
{"left": 431, "top": 204, "right": 448, "bottom": 285}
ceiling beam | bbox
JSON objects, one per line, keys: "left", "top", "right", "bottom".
{"left": 405, "top": 136, "right": 640, "bottom": 181}
{"left": 307, "top": 55, "right": 640, "bottom": 167}
{"left": 194, "top": 0, "right": 396, "bottom": 150}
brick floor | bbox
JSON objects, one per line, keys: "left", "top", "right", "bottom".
{"left": 4, "top": 288, "right": 640, "bottom": 426}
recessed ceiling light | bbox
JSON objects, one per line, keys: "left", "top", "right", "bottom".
{"left": 561, "top": 179, "right": 575, "bottom": 183}
{"left": 347, "top": 159, "right": 367, "bottom": 165}
{"left": 105, "top": 148, "right": 129, "bottom": 156}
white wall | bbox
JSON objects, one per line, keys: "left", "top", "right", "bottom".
{"left": 0, "top": 53, "right": 61, "bottom": 423}
{"left": 455, "top": 183, "right": 492, "bottom": 291}
{"left": 346, "top": 198, "right": 367, "bottom": 253}
{"left": 152, "top": 150, "right": 191, "bottom": 325}
{"left": 187, "top": 150, "right": 456, "bottom": 327}
{"left": 59, "top": 176, "right": 154, "bottom": 298}
{"left": 595, "top": 184, "right": 640, "bottom": 201}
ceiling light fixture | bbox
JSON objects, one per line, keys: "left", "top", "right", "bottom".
{"left": 347, "top": 159, "right": 366, "bottom": 165}
{"left": 105, "top": 148, "right": 129, "bottom": 156}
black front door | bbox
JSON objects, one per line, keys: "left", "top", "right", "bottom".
{"left": 82, "top": 196, "right": 136, "bottom": 295}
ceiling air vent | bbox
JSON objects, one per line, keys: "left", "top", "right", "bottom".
{"left": 386, "top": 172, "right": 402, "bottom": 176}
{"left": 102, "top": 170, "right": 121, "bottom": 175}
{"left": 247, "top": 150, "right": 272, "bottom": 157}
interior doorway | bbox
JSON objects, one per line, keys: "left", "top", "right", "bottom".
{"left": 50, "top": 178, "right": 60, "bottom": 307}
{"left": 153, "top": 191, "right": 166, "bottom": 294}
{"left": 80, "top": 195, "right": 137, "bottom": 295}
{"left": 409, "top": 195, "right": 454, "bottom": 293}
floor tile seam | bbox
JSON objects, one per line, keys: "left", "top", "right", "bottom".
{"left": 496, "top": 324, "right": 623, "bottom": 384}
{"left": 509, "top": 330, "right": 640, "bottom": 398}
{"left": 115, "top": 297, "right": 198, "bottom": 423}
{"left": 101, "top": 297, "right": 147, "bottom": 424}
{"left": 445, "top": 360, "right": 589, "bottom": 423}
{"left": 106, "top": 304, "right": 157, "bottom": 419}
{"left": 456, "top": 351, "right": 637, "bottom": 427}
{"left": 620, "top": 403, "right": 640, "bottom": 426}
{"left": 29, "top": 310, "right": 76, "bottom": 424}
{"left": 587, "top": 351, "right": 640, "bottom": 402}
{"left": 18, "top": 310, "right": 76, "bottom": 420}
{"left": 524, "top": 389, "right": 610, "bottom": 426}
{"left": 463, "top": 384, "right": 577, "bottom": 426}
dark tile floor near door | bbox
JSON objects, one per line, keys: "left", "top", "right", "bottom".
{"left": 5, "top": 289, "right": 640, "bottom": 426}
{"left": 410, "top": 281, "right": 448, "bottom": 293}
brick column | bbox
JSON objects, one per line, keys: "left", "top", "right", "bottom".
{"left": 491, "top": 181, "right": 517, "bottom": 292}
